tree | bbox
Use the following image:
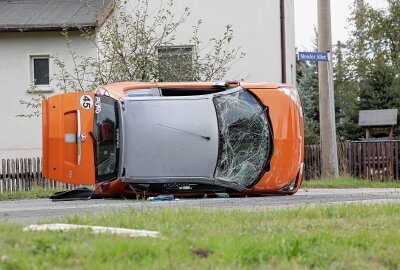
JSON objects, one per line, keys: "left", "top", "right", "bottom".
{"left": 345, "top": 0, "right": 400, "bottom": 138}
{"left": 298, "top": 1, "right": 400, "bottom": 143}
{"left": 333, "top": 41, "right": 362, "bottom": 140}
{"left": 297, "top": 59, "right": 320, "bottom": 144}
{"left": 20, "top": 0, "right": 245, "bottom": 116}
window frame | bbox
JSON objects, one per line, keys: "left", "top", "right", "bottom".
{"left": 157, "top": 45, "right": 195, "bottom": 81}
{"left": 28, "top": 54, "right": 53, "bottom": 92}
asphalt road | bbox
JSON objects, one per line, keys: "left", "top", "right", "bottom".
{"left": 1, "top": 188, "right": 399, "bottom": 224}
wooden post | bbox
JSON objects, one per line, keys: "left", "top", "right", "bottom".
{"left": 6, "top": 159, "right": 11, "bottom": 192}
{"left": 16, "top": 158, "right": 19, "bottom": 192}
{"left": 362, "top": 143, "right": 366, "bottom": 179}
{"left": 24, "top": 158, "right": 28, "bottom": 190}
{"left": 347, "top": 141, "right": 352, "bottom": 177}
{"left": 28, "top": 158, "right": 33, "bottom": 189}
{"left": 1, "top": 159, "right": 5, "bottom": 193}
{"left": 395, "top": 142, "right": 399, "bottom": 180}
{"left": 32, "top": 158, "right": 37, "bottom": 185}
{"left": 11, "top": 159, "right": 16, "bottom": 192}
{"left": 367, "top": 141, "right": 371, "bottom": 180}
{"left": 20, "top": 159, "right": 24, "bottom": 191}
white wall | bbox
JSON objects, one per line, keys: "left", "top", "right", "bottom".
{"left": 125, "top": 0, "right": 295, "bottom": 83}
{"left": 0, "top": 31, "right": 96, "bottom": 159}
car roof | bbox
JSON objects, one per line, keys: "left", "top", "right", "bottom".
{"left": 120, "top": 95, "right": 219, "bottom": 180}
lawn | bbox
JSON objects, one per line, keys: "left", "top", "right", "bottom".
{"left": 0, "top": 177, "right": 399, "bottom": 201}
{"left": 0, "top": 204, "right": 399, "bottom": 269}
{"left": 0, "top": 188, "right": 64, "bottom": 201}
{"left": 302, "top": 177, "right": 400, "bottom": 189}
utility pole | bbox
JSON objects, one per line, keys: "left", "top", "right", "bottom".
{"left": 317, "top": 0, "right": 339, "bottom": 178}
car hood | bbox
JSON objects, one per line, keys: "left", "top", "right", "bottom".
{"left": 119, "top": 96, "right": 219, "bottom": 182}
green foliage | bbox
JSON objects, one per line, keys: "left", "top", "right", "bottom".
{"left": 335, "top": 0, "right": 400, "bottom": 139}
{"left": 297, "top": 60, "right": 320, "bottom": 144}
{"left": 333, "top": 41, "right": 363, "bottom": 140}
{"left": 299, "top": 1, "right": 400, "bottom": 142}
{"left": 16, "top": 90, "right": 46, "bottom": 118}
{"left": 0, "top": 204, "right": 399, "bottom": 269}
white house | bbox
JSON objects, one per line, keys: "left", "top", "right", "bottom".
{"left": 0, "top": 0, "right": 295, "bottom": 159}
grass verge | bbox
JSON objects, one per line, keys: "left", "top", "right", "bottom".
{"left": 0, "top": 204, "right": 399, "bottom": 269}
{"left": 0, "top": 188, "right": 62, "bottom": 201}
{"left": 302, "top": 177, "right": 400, "bottom": 189}
{"left": 0, "top": 177, "right": 398, "bottom": 201}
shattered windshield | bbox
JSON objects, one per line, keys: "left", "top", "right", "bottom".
{"left": 93, "top": 95, "right": 119, "bottom": 182}
{"left": 213, "top": 90, "right": 272, "bottom": 188}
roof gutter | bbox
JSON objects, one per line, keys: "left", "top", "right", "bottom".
{"left": 0, "top": 25, "right": 96, "bottom": 33}
{"left": 280, "top": 0, "right": 287, "bottom": 83}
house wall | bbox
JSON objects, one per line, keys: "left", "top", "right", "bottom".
{"left": 125, "top": 0, "right": 296, "bottom": 83}
{"left": 0, "top": 31, "right": 95, "bottom": 159}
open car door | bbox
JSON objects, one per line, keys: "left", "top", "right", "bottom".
{"left": 42, "top": 92, "right": 96, "bottom": 185}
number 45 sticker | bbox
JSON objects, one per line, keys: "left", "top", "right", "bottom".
{"left": 79, "top": 94, "right": 93, "bottom": 110}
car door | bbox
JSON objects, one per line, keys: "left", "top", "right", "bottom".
{"left": 42, "top": 92, "right": 96, "bottom": 185}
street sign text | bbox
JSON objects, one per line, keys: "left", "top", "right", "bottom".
{"left": 298, "top": 52, "right": 329, "bottom": 62}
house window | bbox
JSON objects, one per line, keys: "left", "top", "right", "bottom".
{"left": 31, "top": 56, "right": 50, "bottom": 86}
{"left": 157, "top": 46, "right": 194, "bottom": 81}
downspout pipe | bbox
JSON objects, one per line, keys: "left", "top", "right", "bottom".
{"left": 280, "top": 0, "right": 287, "bottom": 83}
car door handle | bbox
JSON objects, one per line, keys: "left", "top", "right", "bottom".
{"left": 77, "top": 110, "right": 82, "bottom": 166}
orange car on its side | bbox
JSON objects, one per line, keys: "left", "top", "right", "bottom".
{"left": 42, "top": 81, "right": 304, "bottom": 198}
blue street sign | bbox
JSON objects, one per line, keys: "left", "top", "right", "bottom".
{"left": 298, "top": 52, "right": 329, "bottom": 62}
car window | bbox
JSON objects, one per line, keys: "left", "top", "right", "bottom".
{"left": 93, "top": 95, "right": 119, "bottom": 182}
{"left": 213, "top": 90, "right": 272, "bottom": 187}
{"left": 126, "top": 88, "right": 161, "bottom": 97}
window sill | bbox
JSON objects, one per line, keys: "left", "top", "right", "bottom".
{"left": 27, "top": 85, "right": 54, "bottom": 93}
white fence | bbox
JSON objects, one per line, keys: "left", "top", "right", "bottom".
{"left": 0, "top": 157, "right": 75, "bottom": 193}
